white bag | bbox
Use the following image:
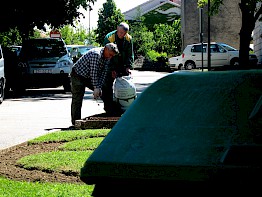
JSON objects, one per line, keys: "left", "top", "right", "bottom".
{"left": 113, "top": 76, "right": 136, "bottom": 110}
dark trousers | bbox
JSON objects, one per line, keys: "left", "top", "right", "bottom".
{"left": 101, "top": 74, "right": 115, "bottom": 113}
{"left": 70, "top": 70, "right": 93, "bottom": 125}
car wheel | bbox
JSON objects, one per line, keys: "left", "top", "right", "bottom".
{"left": 184, "top": 61, "right": 195, "bottom": 70}
{"left": 0, "top": 79, "right": 4, "bottom": 104}
{"left": 230, "top": 58, "right": 239, "bottom": 67}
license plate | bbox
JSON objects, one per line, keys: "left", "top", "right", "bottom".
{"left": 33, "top": 69, "right": 52, "bottom": 73}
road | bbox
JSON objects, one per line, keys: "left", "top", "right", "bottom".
{"left": 0, "top": 70, "right": 169, "bottom": 150}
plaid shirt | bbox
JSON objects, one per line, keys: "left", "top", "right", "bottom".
{"left": 72, "top": 47, "right": 110, "bottom": 89}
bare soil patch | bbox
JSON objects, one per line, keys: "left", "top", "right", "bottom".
{"left": 0, "top": 142, "right": 83, "bottom": 184}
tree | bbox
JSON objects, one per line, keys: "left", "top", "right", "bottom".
{"left": 198, "top": 0, "right": 262, "bottom": 68}
{"left": 95, "top": 0, "right": 125, "bottom": 45}
{"left": 0, "top": 0, "right": 97, "bottom": 40}
{"left": 153, "top": 19, "right": 182, "bottom": 57}
{"left": 127, "top": 10, "right": 155, "bottom": 58}
{"left": 0, "top": 28, "right": 22, "bottom": 47}
{"left": 59, "top": 24, "right": 99, "bottom": 46}
{"left": 131, "top": 21, "right": 155, "bottom": 57}
{"left": 59, "top": 25, "right": 75, "bottom": 45}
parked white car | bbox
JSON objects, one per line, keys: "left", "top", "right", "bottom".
{"left": 181, "top": 42, "right": 258, "bottom": 70}
{"left": 0, "top": 45, "right": 5, "bottom": 104}
{"left": 168, "top": 55, "right": 183, "bottom": 70}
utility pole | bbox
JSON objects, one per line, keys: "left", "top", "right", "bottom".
{"left": 207, "top": 0, "right": 211, "bottom": 71}
{"left": 199, "top": 8, "right": 204, "bottom": 72}
{"left": 89, "top": 3, "right": 91, "bottom": 45}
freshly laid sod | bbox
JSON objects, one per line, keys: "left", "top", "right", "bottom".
{"left": 0, "top": 129, "right": 110, "bottom": 196}
{"left": 17, "top": 150, "right": 93, "bottom": 175}
{"left": 28, "top": 129, "right": 110, "bottom": 144}
{"left": 58, "top": 137, "right": 105, "bottom": 151}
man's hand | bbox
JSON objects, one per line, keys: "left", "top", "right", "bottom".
{"left": 93, "top": 88, "right": 102, "bottom": 99}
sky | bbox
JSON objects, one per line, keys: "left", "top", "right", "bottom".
{"left": 79, "top": 0, "right": 149, "bottom": 30}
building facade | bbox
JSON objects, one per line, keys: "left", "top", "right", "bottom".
{"left": 181, "top": 0, "right": 241, "bottom": 51}
{"left": 253, "top": 2, "right": 262, "bottom": 65}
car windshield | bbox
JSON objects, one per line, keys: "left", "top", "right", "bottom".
{"left": 21, "top": 39, "right": 67, "bottom": 59}
{"left": 219, "top": 43, "right": 238, "bottom": 51}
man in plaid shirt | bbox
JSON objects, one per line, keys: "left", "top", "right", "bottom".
{"left": 70, "top": 43, "right": 119, "bottom": 126}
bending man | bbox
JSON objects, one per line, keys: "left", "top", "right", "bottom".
{"left": 70, "top": 43, "right": 119, "bottom": 126}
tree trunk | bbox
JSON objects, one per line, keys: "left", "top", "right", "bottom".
{"left": 239, "top": 0, "right": 256, "bottom": 69}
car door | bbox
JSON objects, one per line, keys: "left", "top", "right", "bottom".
{"left": 210, "top": 44, "right": 229, "bottom": 67}
{"left": 191, "top": 44, "right": 208, "bottom": 68}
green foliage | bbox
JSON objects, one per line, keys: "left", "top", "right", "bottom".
{"left": 95, "top": 0, "right": 126, "bottom": 45}
{"left": 0, "top": 22, "right": 99, "bottom": 47}
{"left": 60, "top": 25, "right": 76, "bottom": 44}
{"left": 0, "top": 28, "right": 22, "bottom": 47}
{"left": 86, "top": 30, "right": 100, "bottom": 46}
{"left": 59, "top": 23, "right": 100, "bottom": 46}
{"left": 0, "top": 176, "right": 94, "bottom": 197}
{"left": 130, "top": 12, "right": 156, "bottom": 57}
{"left": 146, "top": 50, "right": 167, "bottom": 62}
{"left": 170, "top": 19, "right": 182, "bottom": 56}
{"left": 153, "top": 19, "right": 182, "bottom": 56}
{"left": 130, "top": 8, "right": 181, "bottom": 59}
{"left": 135, "top": 30, "right": 155, "bottom": 57}
{"left": 0, "top": 0, "right": 97, "bottom": 39}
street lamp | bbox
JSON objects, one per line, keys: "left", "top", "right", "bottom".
{"left": 88, "top": 2, "right": 92, "bottom": 45}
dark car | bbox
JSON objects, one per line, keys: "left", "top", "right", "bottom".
{"left": 12, "top": 38, "right": 73, "bottom": 93}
